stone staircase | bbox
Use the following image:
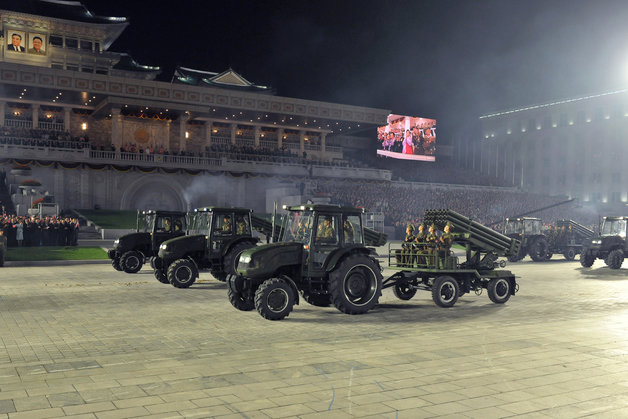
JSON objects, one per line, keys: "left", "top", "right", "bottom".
{"left": 77, "top": 223, "right": 102, "bottom": 240}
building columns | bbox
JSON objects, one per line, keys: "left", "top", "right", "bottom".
{"left": 205, "top": 122, "right": 212, "bottom": 150}
{"left": 230, "top": 124, "right": 237, "bottom": 145}
{"left": 179, "top": 115, "right": 188, "bottom": 152}
{"left": 321, "top": 133, "right": 326, "bottom": 155}
{"left": 64, "top": 107, "right": 71, "bottom": 132}
{"left": 111, "top": 107, "right": 122, "bottom": 150}
{"left": 277, "top": 128, "right": 284, "bottom": 149}
{"left": 254, "top": 126, "right": 260, "bottom": 148}
{"left": 299, "top": 131, "right": 305, "bottom": 155}
{"left": 32, "top": 104, "right": 40, "bottom": 129}
{"left": 0, "top": 101, "right": 5, "bottom": 127}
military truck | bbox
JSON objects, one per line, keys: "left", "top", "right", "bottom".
{"left": 581, "top": 216, "right": 627, "bottom": 269}
{"left": 227, "top": 204, "right": 388, "bottom": 320}
{"left": 108, "top": 210, "right": 187, "bottom": 273}
{"left": 503, "top": 217, "right": 548, "bottom": 262}
{"left": 0, "top": 233, "right": 6, "bottom": 267}
{"left": 154, "top": 207, "right": 278, "bottom": 288}
{"left": 384, "top": 209, "right": 520, "bottom": 308}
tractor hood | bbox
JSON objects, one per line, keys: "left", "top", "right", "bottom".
{"left": 113, "top": 232, "right": 150, "bottom": 252}
{"left": 237, "top": 242, "right": 302, "bottom": 280}
{"left": 158, "top": 234, "right": 206, "bottom": 261}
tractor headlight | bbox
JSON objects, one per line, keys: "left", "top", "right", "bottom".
{"left": 241, "top": 255, "right": 251, "bottom": 264}
{"left": 160, "top": 243, "right": 168, "bottom": 250}
{"left": 591, "top": 239, "right": 601, "bottom": 245}
{"left": 113, "top": 239, "right": 119, "bottom": 245}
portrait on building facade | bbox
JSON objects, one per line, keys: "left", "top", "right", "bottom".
{"left": 6, "top": 30, "right": 26, "bottom": 53}
{"left": 28, "top": 33, "right": 46, "bottom": 55}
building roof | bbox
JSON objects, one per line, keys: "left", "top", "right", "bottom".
{"left": 173, "top": 66, "right": 274, "bottom": 94}
{"left": 113, "top": 54, "right": 160, "bottom": 74}
{"left": 1, "top": 0, "right": 128, "bottom": 24}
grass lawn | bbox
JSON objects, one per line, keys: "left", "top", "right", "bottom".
{"left": 76, "top": 209, "right": 137, "bottom": 229}
{"left": 6, "top": 246, "right": 109, "bottom": 261}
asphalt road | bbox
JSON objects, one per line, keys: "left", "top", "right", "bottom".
{"left": 0, "top": 256, "right": 627, "bottom": 418}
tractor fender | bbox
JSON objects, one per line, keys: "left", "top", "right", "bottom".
{"left": 278, "top": 274, "right": 300, "bottom": 306}
{"left": 221, "top": 237, "right": 259, "bottom": 257}
{"left": 325, "top": 246, "right": 376, "bottom": 273}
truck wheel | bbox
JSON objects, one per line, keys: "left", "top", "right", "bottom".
{"left": 168, "top": 259, "right": 198, "bottom": 288}
{"left": 227, "top": 274, "right": 255, "bottom": 311}
{"left": 120, "top": 251, "right": 143, "bottom": 273}
{"left": 154, "top": 268, "right": 168, "bottom": 284}
{"left": 328, "top": 254, "right": 382, "bottom": 314}
{"left": 607, "top": 249, "right": 624, "bottom": 269}
{"left": 529, "top": 238, "right": 548, "bottom": 262}
{"left": 580, "top": 250, "right": 595, "bottom": 267}
{"left": 224, "top": 242, "right": 256, "bottom": 276}
{"left": 563, "top": 248, "right": 576, "bottom": 261}
{"left": 255, "top": 277, "right": 295, "bottom": 320}
{"left": 432, "top": 275, "right": 459, "bottom": 308}
{"left": 393, "top": 282, "right": 417, "bottom": 300}
{"left": 487, "top": 278, "right": 511, "bottom": 304}
{"left": 112, "top": 258, "right": 123, "bottom": 271}
{"left": 302, "top": 291, "right": 332, "bottom": 307}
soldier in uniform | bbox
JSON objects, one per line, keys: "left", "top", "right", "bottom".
{"left": 425, "top": 223, "right": 439, "bottom": 267}
{"left": 343, "top": 219, "right": 354, "bottom": 243}
{"left": 221, "top": 215, "right": 232, "bottom": 233}
{"left": 235, "top": 215, "right": 248, "bottom": 235}
{"left": 413, "top": 222, "right": 427, "bottom": 266}
{"left": 438, "top": 222, "right": 454, "bottom": 267}
{"left": 317, "top": 218, "right": 335, "bottom": 241}
{"left": 400, "top": 224, "right": 415, "bottom": 266}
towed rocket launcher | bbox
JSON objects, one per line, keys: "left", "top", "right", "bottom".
{"left": 363, "top": 227, "right": 387, "bottom": 247}
{"left": 555, "top": 219, "right": 594, "bottom": 240}
{"left": 423, "top": 209, "right": 521, "bottom": 270}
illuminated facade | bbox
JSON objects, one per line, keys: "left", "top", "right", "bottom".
{"left": 461, "top": 89, "right": 628, "bottom": 208}
{"left": 0, "top": 1, "right": 390, "bottom": 213}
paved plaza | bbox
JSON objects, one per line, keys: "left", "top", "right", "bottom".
{"left": 1, "top": 255, "right": 628, "bottom": 418}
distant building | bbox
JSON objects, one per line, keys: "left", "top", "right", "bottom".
{"left": 459, "top": 89, "right": 628, "bottom": 210}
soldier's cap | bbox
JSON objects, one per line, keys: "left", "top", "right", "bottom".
{"left": 406, "top": 224, "right": 414, "bottom": 231}
{"left": 418, "top": 222, "right": 426, "bottom": 229}
{"left": 445, "top": 222, "right": 453, "bottom": 228}
{"left": 429, "top": 223, "right": 436, "bottom": 229}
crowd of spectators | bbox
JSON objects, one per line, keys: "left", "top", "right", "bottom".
{"left": 312, "top": 179, "right": 599, "bottom": 237}
{"left": 0, "top": 214, "right": 79, "bottom": 247}
{"left": 0, "top": 126, "right": 90, "bottom": 149}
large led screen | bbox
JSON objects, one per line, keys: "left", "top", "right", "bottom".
{"left": 377, "top": 114, "right": 436, "bottom": 161}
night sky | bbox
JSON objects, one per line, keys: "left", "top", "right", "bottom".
{"left": 84, "top": 0, "right": 628, "bottom": 143}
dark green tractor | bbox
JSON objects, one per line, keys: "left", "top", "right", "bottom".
{"left": 228, "top": 204, "right": 387, "bottom": 320}
{"left": 581, "top": 216, "right": 627, "bottom": 269}
{"left": 504, "top": 217, "right": 549, "bottom": 262}
{"left": 155, "top": 207, "right": 262, "bottom": 288}
{"left": 108, "top": 210, "right": 187, "bottom": 273}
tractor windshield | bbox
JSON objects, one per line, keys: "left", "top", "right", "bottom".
{"left": 139, "top": 213, "right": 154, "bottom": 233}
{"left": 600, "top": 219, "right": 627, "bottom": 238}
{"left": 504, "top": 220, "right": 523, "bottom": 235}
{"left": 281, "top": 211, "right": 314, "bottom": 244}
{"left": 189, "top": 212, "right": 211, "bottom": 235}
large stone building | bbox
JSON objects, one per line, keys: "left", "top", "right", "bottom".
{"left": 460, "top": 88, "right": 628, "bottom": 212}
{"left": 0, "top": 1, "right": 390, "bottom": 214}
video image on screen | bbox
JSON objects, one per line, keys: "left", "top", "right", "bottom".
{"left": 377, "top": 114, "right": 436, "bottom": 162}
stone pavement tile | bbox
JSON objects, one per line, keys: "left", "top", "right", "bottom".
{"left": 50, "top": 414, "right": 96, "bottom": 419}
{"left": 420, "top": 390, "right": 468, "bottom": 405}
{"left": 94, "top": 406, "right": 149, "bottom": 419}
{"left": 108, "top": 385, "right": 148, "bottom": 400}
{"left": 454, "top": 385, "right": 498, "bottom": 399}
{"left": 144, "top": 400, "right": 197, "bottom": 414}
{"left": 419, "top": 400, "right": 475, "bottom": 416}
{"left": 0, "top": 392, "right": 27, "bottom": 402}
{"left": 159, "top": 390, "right": 213, "bottom": 404}
{"left": 47, "top": 391, "right": 85, "bottom": 407}
{"left": 133, "top": 414, "right": 183, "bottom": 419}
{"left": 344, "top": 391, "right": 393, "bottom": 405}
{"left": 8, "top": 407, "right": 64, "bottom": 419}
{"left": 457, "top": 395, "right": 507, "bottom": 410}
{"left": 28, "top": 384, "right": 80, "bottom": 396}
{"left": 268, "top": 393, "right": 320, "bottom": 407}
{"left": 0, "top": 400, "right": 15, "bottom": 415}
{"left": 72, "top": 381, "right": 120, "bottom": 392}
{"left": 332, "top": 401, "right": 397, "bottom": 417}
{"left": 189, "top": 397, "right": 228, "bottom": 408}
{"left": 299, "top": 409, "right": 359, "bottom": 419}
{"left": 261, "top": 403, "right": 315, "bottom": 418}
{"left": 179, "top": 406, "right": 235, "bottom": 418}
{"left": 112, "top": 396, "right": 163, "bottom": 409}
{"left": 62, "top": 401, "right": 116, "bottom": 416}
{"left": 214, "top": 410, "right": 271, "bottom": 419}
{"left": 382, "top": 397, "right": 431, "bottom": 411}
{"left": 76, "top": 390, "right": 114, "bottom": 404}
{"left": 462, "top": 406, "right": 519, "bottom": 419}
{"left": 227, "top": 398, "right": 278, "bottom": 412}
{"left": 12, "top": 395, "right": 51, "bottom": 412}
{"left": 115, "top": 376, "right": 162, "bottom": 387}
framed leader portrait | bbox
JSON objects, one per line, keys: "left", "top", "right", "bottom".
{"left": 28, "top": 33, "right": 46, "bottom": 55}
{"left": 6, "top": 30, "right": 26, "bottom": 53}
